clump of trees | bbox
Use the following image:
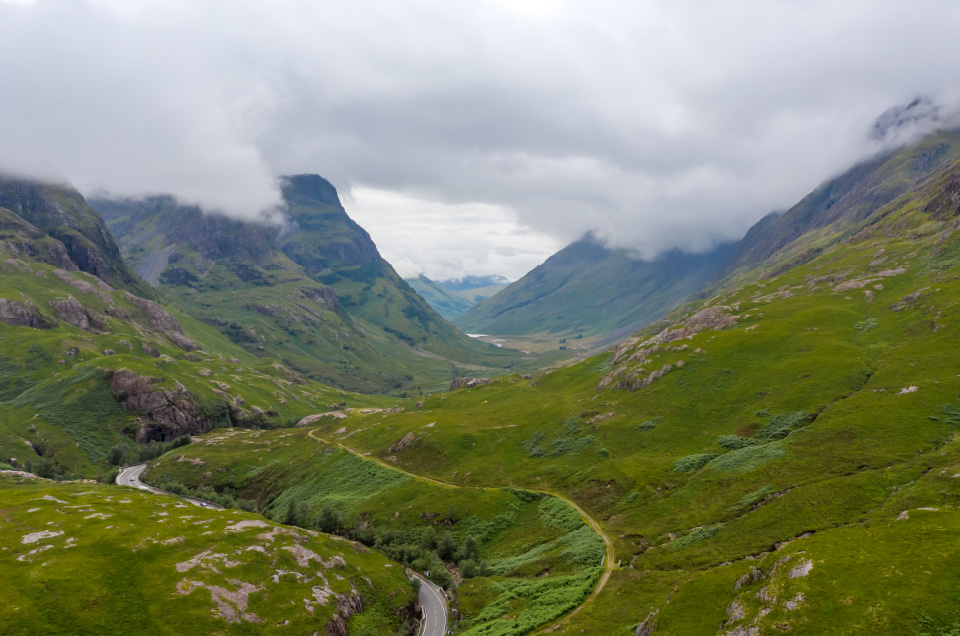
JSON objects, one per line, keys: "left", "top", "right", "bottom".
{"left": 108, "top": 434, "right": 193, "bottom": 466}
{"left": 275, "top": 499, "right": 489, "bottom": 589}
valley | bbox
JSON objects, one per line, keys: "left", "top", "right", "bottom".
{"left": 4, "top": 123, "right": 960, "bottom": 635}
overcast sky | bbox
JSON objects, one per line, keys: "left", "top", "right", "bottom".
{"left": 2, "top": 0, "right": 959, "bottom": 280}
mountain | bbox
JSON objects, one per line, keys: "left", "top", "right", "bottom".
{"left": 405, "top": 274, "right": 476, "bottom": 320}
{"left": 91, "top": 174, "right": 520, "bottom": 394}
{"left": 455, "top": 237, "right": 735, "bottom": 339}
{"left": 291, "top": 149, "right": 960, "bottom": 634}
{"left": 460, "top": 128, "right": 960, "bottom": 341}
{"left": 405, "top": 273, "right": 510, "bottom": 321}
{"left": 0, "top": 175, "right": 152, "bottom": 296}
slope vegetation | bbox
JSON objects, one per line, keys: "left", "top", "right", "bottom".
{"left": 295, "top": 157, "right": 960, "bottom": 634}
{"left": 0, "top": 472, "right": 416, "bottom": 635}
{"left": 92, "top": 175, "right": 520, "bottom": 394}
{"left": 461, "top": 129, "right": 960, "bottom": 342}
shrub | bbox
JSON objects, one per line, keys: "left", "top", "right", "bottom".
{"left": 717, "top": 435, "right": 756, "bottom": 450}
{"left": 756, "top": 411, "right": 811, "bottom": 441}
{"left": 637, "top": 416, "right": 663, "bottom": 430}
{"left": 670, "top": 524, "right": 724, "bottom": 551}
{"left": 673, "top": 453, "right": 717, "bottom": 473}
{"left": 707, "top": 442, "right": 785, "bottom": 472}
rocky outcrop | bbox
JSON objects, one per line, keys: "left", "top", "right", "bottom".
{"left": 635, "top": 609, "right": 658, "bottom": 636}
{"left": 599, "top": 305, "right": 735, "bottom": 392}
{"left": 124, "top": 292, "right": 200, "bottom": 351}
{"left": 48, "top": 295, "right": 103, "bottom": 332}
{"left": 325, "top": 589, "right": 365, "bottom": 636}
{"left": 449, "top": 377, "right": 493, "bottom": 391}
{"left": 386, "top": 432, "right": 419, "bottom": 454}
{"left": 301, "top": 286, "right": 342, "bottom": 314}
{"left": 110, "top": 369, "right": 213, "bottom": 442}
{"left": 0, "top": 298, "right": 55, "bottom": 329}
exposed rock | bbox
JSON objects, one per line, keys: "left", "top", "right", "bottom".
{"left": 110, "top": 369, "right": 214, "bottom": 442}
{"left": 124, "top": 292, "right": 184, "bottom": 332}
{"left": 635, "top": 609, "right": 658, "bottom": 636}
{"left": 734, "top": 566, "right": 764, "bottom": 590}
{"left": 386, "top": 432, "right": 419, "bottom": 454}
{"left": 141, "top": 341, "right": 160, "bottom": 357}
{"left": 325, "top": 589, "right": 365, "bottom": 636}
{"left": 167, "top": 332, "right": 201, "bottom": 352}
{"left": 297, "top": 412, "right": 348, "bottom": 426}
{"left": 103, "top": 349, "right": 115, "bottom": 356}
{"left": 722, "top": 628, "right": 758, "bottom": 636}
{"left": 788, "top": 559, "right": 813, "bottom": 578}
{"left": 49, "top": 295, "right": 103, "bottom": 332}
{"left": 784, "top": 593, "right": 805, "bottom": 610}
{"left": 726, "top": 599, "right": 745, "bottom": 621}
{"left": 300, "top": 285, "right": 342, "bottom": 314}
{"left": 449, "top": 377, "right": 493, "bottom": 391}
{"left": 0, "top": 298, "right": 55, "bottom": 329}
{"left": 890, "top": 288, "right": 930, "bottom": 312}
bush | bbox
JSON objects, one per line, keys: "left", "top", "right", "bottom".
{"left": 707, "top": 442, "right": 785, "bottom": 472}
{"left": 637, "top": 416, "right": 663, "bottom": 430}
{"left": 717, "top": 435, "right": 756, "bottom": 450}
{"left": 673, "top": 453, "right": 717, "bottom": 473}
{"left": 757, "top": 411, "right": 811, "bottom": 441}
{"left": 670, "top": 524, "right": 724, "bottom": 551}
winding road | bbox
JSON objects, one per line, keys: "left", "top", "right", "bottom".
{"left": 307, "top": 428, "right": 616, "bottom": 634}
{"left": 116, "top": 463, "right": 224, "bottom": 510}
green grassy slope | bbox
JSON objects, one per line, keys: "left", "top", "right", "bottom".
{"left": 456, "top": 239, "right": 734, "bottom": 338}
{"left": 91, "top": 175, "right": 523, "bottom": 395}
{"left": 0, "top": 251, "right": 393, "bottom": 479}
{"left": 460, "top": 129, "right": 960, "bottom": 343}
{"left": 143, "top": 427, "right": 605, "bottom": 635}
{"left": 0, "top": 176, "right": 153, "bottom": 296}
{"left": 0, "top": 472, "right": 416, "bottom": 635}
{"left": 284, "top": 158, "right": 960, "bottom": 634}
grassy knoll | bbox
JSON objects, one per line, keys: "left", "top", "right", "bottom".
{"left": 143, "top": 427, "right": 605, "bottom": 635}
{"left": 0, "top": 472, "right": 416, "bottom": 635}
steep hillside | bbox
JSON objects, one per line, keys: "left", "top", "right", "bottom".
{"left": 91, "top": 175, "right": 521, "bottom": 394}
{"left": 460, "top": 129, "right": 960, "bottom": 343}
{"left": 0, "top": 472, "right": 417, "bottom": 635}
{"left": 0, "top": 175, "right": 152, "bottom": 296}
{"left": 456, "top": 237, "right": 734, "bottom": 338}
{"left": 289, "top": 157, "right": 960, "bottom": 634}
{"left": 143, "top": 427, "right": 604, "bottom": 635}
{"left": 0, "top": 188, "right": 401, "bottom": 479}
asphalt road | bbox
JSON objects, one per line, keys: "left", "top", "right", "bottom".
{"left": 116, "top": 463, "right": 223, "bottom": 510}
{"left": 409, "top": 570, "right": 448, "bottom": 636}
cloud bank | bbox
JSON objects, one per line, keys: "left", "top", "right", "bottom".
{"left": 2, "top": 0, "right": 960, "bottom": 271}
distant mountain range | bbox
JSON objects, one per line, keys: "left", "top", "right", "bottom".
{"left": 404, "top": 274, "right": 510, "bottom": 321}
{"left": 459, "top": 128, "right": 960, "bottom": 340}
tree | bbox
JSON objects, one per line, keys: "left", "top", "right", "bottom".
{"left": 448, "top": 505, "right": 458, "bottom": 522}
{"left": 438, "top": 531, "right": 457, "bottom": 561}
{"left": 459, "top": 559, "right": 477, "bottom": 579}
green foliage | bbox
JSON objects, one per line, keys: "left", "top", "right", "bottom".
{"left": 637, "top": 416, "right": 663, "bottom": 430}
{"left": 717, "top": 434, "right": 756, "bottom": 450}
{"left": 673, "top": 453, "right": 718, "bottom": 473}
{"left": 670, "top": 524, "right": 724, "bottom": 551}
{"left": 539, "top": 497, "right": 583, "bottom": 532}
{"left": 854, "top": 317, "right": 879, "bottom": 331}
{"left": 706, "top": 442, "right": 785, "bottom": 472}
{"left": 755, "top": 411, "right": 812, "bottom": 441}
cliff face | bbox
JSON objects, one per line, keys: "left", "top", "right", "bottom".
{"left": 0, "top": 176, "right": 151, "bottom": 295}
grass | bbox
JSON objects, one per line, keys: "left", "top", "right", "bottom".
{"left": 0, "top": 473, "right": 416, "bottom": 635}
{"left": 142, "top": 427, "right": 605, "bottom": 633}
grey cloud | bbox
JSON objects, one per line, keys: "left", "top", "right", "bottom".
{"left": 2, "top": 0, "right": 960, "bottom": 263}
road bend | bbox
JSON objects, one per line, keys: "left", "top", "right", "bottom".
{"left": 116, "top": 463, "right": 223, "bottom": 510}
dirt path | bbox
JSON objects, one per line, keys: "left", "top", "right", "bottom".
{"left": 307, "top": 428, "right": 616, "bottom": 633}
